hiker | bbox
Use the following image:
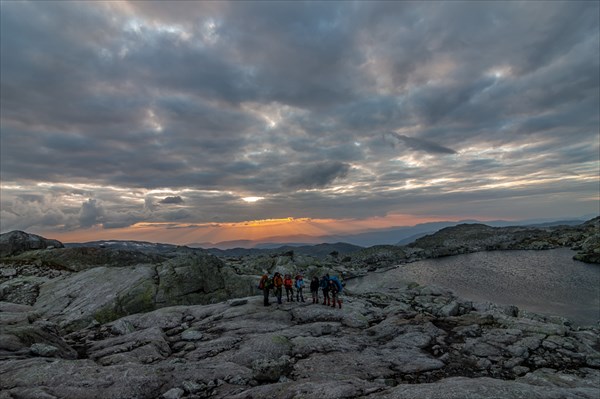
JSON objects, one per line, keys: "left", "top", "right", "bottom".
{"left": 328, "top": 276, "right": 343, "bottom": 309}
{"left": 310, "top": 276, "right": 320, "bottom": 303}
{"left": 258, "top": 273, "right": 272, "bottom": 307}
{"left": 273, "top": 272, "right": 283, "bottom": 304}
{"left": 320, "top": 274, "right": 330, "bottom": 305}
{"left": 295, "top": 274, "right": 305, "bottom": 302}
{"left": 283, "top": 274, "right": 295, "bottom": 302}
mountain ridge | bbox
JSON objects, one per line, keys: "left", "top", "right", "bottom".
{"left": 189, "top": 217, "right": 589, "bottom": 249}
{"left": 38, "top": 217, "right": 594, "bottom": 259}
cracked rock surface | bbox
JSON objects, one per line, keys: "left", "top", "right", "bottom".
{"left": 1, "top": 285, "right": 598, "bottom": 398}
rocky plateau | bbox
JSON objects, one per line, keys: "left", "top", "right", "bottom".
{"left": 0, "top": 218, "right": 598, "bottom": 398}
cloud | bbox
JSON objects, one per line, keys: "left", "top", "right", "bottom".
{"left": 159, "top": 196, "right": 184, "bottom": 204}
{"left": 17, "top": 194, "right": 44, "bottom": 203}
{"left": 283, "top": 162, "right": 351, "bottom": 189}
{"left": 389, "top": 133, "right": 457, "bottom": 155}
{"left": 144, "top": 197, "right": 158, "bottom": 212}
{"left": 0, "top": 1, "right": 598, "bottom": 235}
{"left": 79, "top": 199, "right": 103, "bottom": 228}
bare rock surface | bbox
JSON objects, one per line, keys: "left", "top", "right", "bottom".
{"left": 0, "top": 221, "right": 598, "bottom": 398}
{"left": 1, "top": 286, "right": 598, "bottom": 399}
{"left": 408, "top": 217, "right": 600, "bottom": 263}
{"left": 33, "top": 265, "right": 158, "bottom": 331}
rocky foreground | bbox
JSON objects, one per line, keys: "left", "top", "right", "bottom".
{"left": 0, "top": 220, "right": 598, "bottom": 398}
{"left": 1, "top": 286, "right": 599, "bottom": 399}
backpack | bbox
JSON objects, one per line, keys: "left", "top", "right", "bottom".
{"left": 264, "top": 277, "right": 274, "bottom": 289}
{"left": 330, "top": 276, "right": 343, "bottom": 292}
{"left": 259, "top": 276, "right": 273, "bottom": 290}
{"left": 295, "top": 279, "right": 304, "bottom": 289}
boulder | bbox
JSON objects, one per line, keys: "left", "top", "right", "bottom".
{"left": 29, "top": 343, "right": 59, "bottom": 357}
{"left": 251, "top": 355, "right": 292, "bottom": 382}
{"left": 29, "top": 250, "right": 232, "bottom": 331}
{"left": 33, "top": 265, "right": 157, "bottom": 331}
{"left": 0, "top": 231, "right": 64, "bottom": 257}
{"left": 154, "top": 252, "right": 227, "bottom": 306}
{"left": 109, "top": 319, "right": 135, "bottom": 336}
{"left": 180, "top": 329, "right": 203, "bottom": 341}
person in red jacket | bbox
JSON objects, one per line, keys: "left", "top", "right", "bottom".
{"left": 283, "top": 274, "right": 295, "bottom": 302}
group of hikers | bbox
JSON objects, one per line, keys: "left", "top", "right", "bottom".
{"left": 258, "top": 272, "right": 343, "bottom": 309}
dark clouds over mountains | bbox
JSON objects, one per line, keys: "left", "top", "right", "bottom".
{"left": 1, "top": 1, "right": 598, "bottom": 235}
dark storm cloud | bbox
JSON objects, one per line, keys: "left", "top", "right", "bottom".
{"left": 1, "top": 1, "right": 598, "bottom": 232}
{"left": 215, "top": 2, "right": 363, "bottom": 108}
{"left": 283, "top": 162, "right": 351, "bottom": 190}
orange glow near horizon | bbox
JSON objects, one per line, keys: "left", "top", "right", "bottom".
{"left": 34, "top": 213, "right": 471, "bottom": 246}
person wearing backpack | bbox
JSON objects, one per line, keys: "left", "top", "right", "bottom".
{"left": 320, "top": 274, "right": 330, "bottom": 306}
{"left": 273, "top": 272, "right": 284, "bottom": 304}
{"left": 258, "top": 273, "right": 272, "bottom": 307}
{"left": 295, "top": 274, "right": 305, "bottom": 302}
{"left": 328, "top": 276, "right": 343, "bottom": 309}
{"left": 283, "top": 274, "right": 295, "bottom": 302}
{"left": 310, "top": 276, "right": 320, "bottom": 304}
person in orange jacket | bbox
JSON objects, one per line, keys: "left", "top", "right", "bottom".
{"left": 273, "top": 272, "right": 283, "bottom": 304}
{"left": 283, "top": 274, "right": 295, "bottom": 302}
{"left": 258, "top": 273, "right": 272, "bottom": 307}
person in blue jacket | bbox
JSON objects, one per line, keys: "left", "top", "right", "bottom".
{"left": 295, "top": 274, "right": 305, "bottom": 302}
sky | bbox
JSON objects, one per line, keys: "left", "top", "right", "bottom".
{"left": 1, "top": 1, "right": 599, "bottom": 245}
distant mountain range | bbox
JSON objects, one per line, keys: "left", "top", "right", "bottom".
{"left": 206, "top": 242, "right": 363, "bottom": 259}
{"left": 62, "top": 217, "right": 593, "bottom": 258}
{"left": 188, "top": 217, "right": 590, "bottom": 250}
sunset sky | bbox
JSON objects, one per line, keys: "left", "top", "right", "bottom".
{"left": 1, "top": 1, "right": 598, "bottom": 246}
